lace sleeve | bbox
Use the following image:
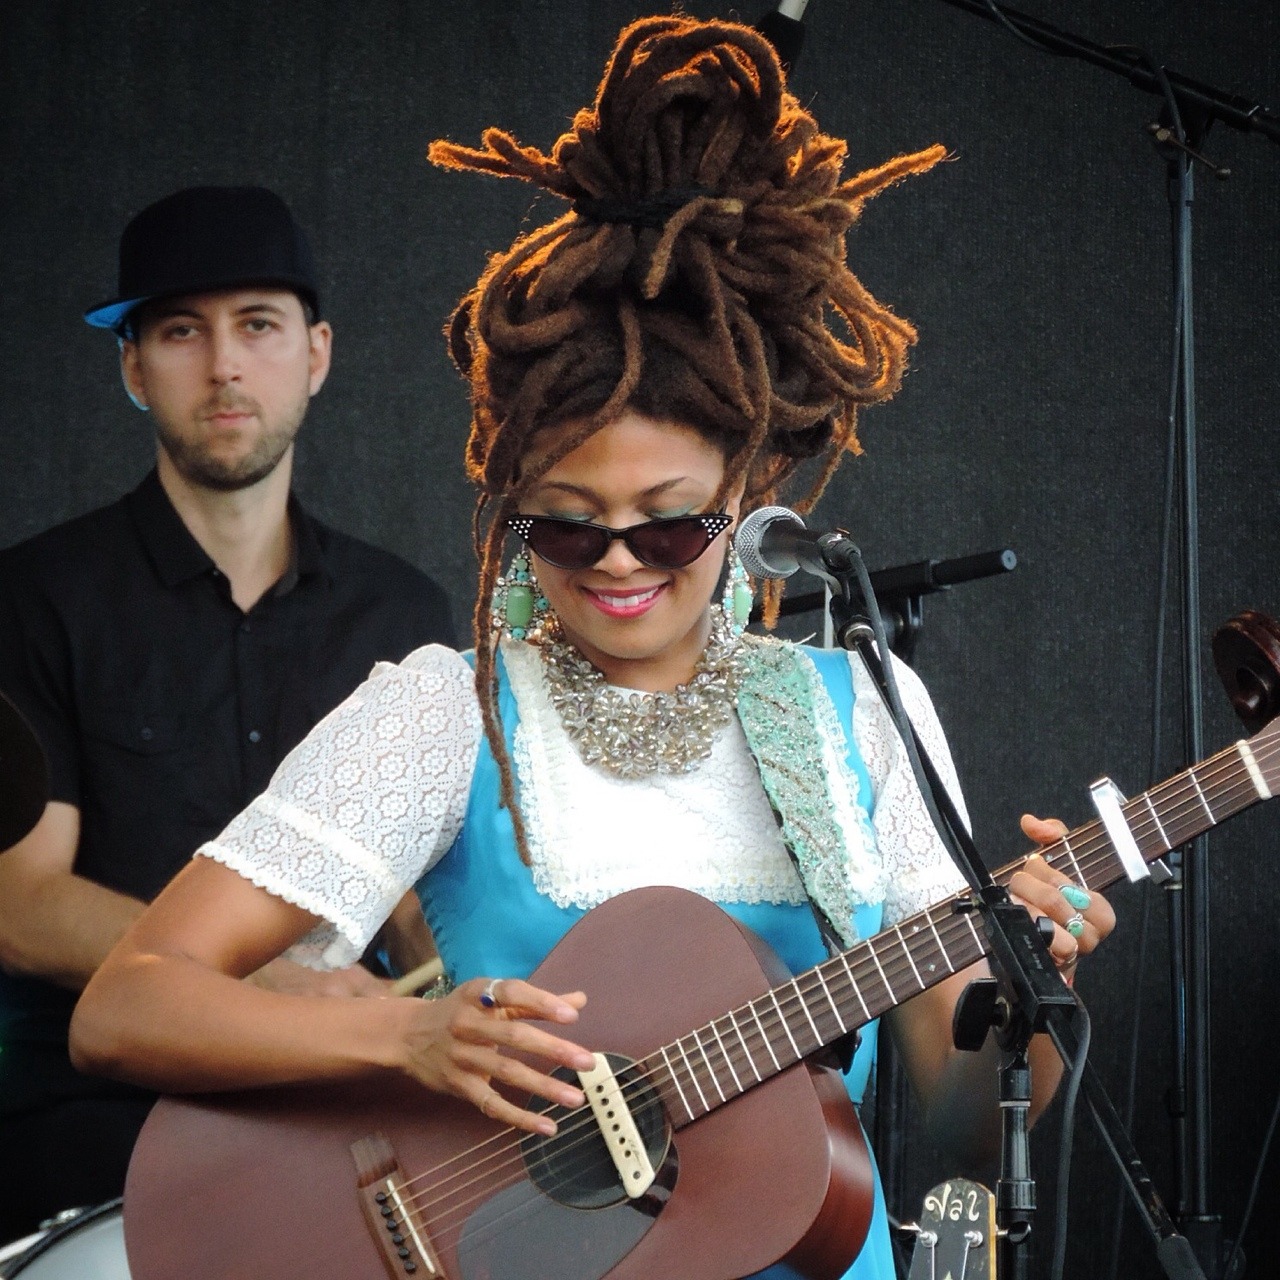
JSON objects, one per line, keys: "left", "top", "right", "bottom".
{"left": 851, "top": 652, "right": 970, "bottom": 926}
{"left": 198, "top": 644, "right": 482, "bottom": 968}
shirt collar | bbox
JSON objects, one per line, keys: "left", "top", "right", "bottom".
{"left": 286, "top": 491, "right": 327, "bottom": 586}
{"left": 126, "top": 469, "right": 213, "bottom": 587}
{"left": 125, "top": 470, "right": 331, "bottom": 593}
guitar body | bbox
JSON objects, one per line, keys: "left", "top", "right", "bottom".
{"left": 124, "top": 887, "right": 874, "bottom": 1280}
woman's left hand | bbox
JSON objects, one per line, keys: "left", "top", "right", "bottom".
{"left": 1009, "top": 813, "right": 1117, "bottom": 981}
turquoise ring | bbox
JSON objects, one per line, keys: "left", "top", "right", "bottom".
{"left": 1060, "top": 883, "right": 1091, "bottom": 911}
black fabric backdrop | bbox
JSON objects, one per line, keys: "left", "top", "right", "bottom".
{"left": 1, "top": 2, "right": 1277, "bottom": 1276}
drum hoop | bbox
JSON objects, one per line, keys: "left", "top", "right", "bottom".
{"left": 0, "top": 1198, "right": 123, "bottom": 1278}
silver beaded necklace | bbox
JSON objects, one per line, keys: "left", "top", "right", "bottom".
{"left": 539, "top": 612, "right": 745, "bottom": 780}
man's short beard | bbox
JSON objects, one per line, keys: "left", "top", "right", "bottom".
{"left": 154, "top": 407, "right": 304, "bottom": 492}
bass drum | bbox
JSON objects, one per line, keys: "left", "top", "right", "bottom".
{"left": 0, "top": 1201, "right": 130, "bottom": 1279}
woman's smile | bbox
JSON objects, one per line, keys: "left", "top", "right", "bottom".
{"left": 581, "top": 581, "right": 667, "bottom": 618}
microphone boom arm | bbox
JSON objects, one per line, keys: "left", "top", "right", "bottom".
{"left": 933, "top": 0, "right": 1280, "bottom": 145}
{"left": 756, "top": 546, "right": 1017, "bottom": 661}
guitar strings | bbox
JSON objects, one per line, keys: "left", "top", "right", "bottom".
{"left": 396, "top": 844, "right": 1199, "bottom": 1249}
{"left": 396, "top": 863, "right": 1081, "bottom": 1235}
{"left": 393, "top": 893, "right": 991, "bottom": 1221}
{"left": 411, "top": 841, "right": 1124, "bottom": 1250}
{"left": 390, "top": 733, "right": 1280, "bottom": 1247}
{"left": 399, "top": 890, "right": 998, "bottom": 1248}
{"left": 392, "top": 736, "right": 1278, "bottom": 1241}
{"left": 395, "top": 737, "right": 1277, "bottom": 1246}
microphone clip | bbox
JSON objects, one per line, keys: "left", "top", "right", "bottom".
{"left": 828, "top": 589, "right": 875, "bottom": 651}
{"left": 810, "top": 529, "right": 861, "bottom": 579}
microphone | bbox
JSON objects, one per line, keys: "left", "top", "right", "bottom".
{"left": 754, "top": 0, "right": 809, "bottom": 75}
{"left": 735, "top": 505, "right": 860, "bottom": 583}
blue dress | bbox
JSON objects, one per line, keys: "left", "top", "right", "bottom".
{"left": 416, "top": 646, "right": 896, "bottom": 1280}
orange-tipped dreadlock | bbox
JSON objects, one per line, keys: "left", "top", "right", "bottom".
{"left": 430, "top": 14, "right": 945, "bottom": 862}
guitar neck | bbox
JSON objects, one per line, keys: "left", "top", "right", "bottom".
{"left": 645, "top": 721, "right": 1280, "bottom": 1129}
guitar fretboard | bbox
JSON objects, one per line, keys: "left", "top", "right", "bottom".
{"left": 644, "top": 720, "right": 1280, "bottom": 1127}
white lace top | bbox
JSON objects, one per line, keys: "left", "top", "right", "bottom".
{"left": 199, "top": 641, "right": 970, "bottom": 969}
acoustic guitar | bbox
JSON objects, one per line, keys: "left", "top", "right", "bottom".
{"left": 122, "top": 718, "right": 1280, "bottom": 1280}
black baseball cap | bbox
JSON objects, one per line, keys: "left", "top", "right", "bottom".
{"left": 84, "top": 185, "right": 321, "bottom": 334}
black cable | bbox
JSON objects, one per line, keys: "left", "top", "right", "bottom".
{"left": 1224, "top": 1080, "right": 1280, "bottom": 1277}
{"left": 1050, "top": 1002, "right": 1092, "bottom": 1280}
{"left": 1107, "top": 148, "right": 1186, "bottom": 1280}
{"left": 981, "top": 0, "right": 1060, "bottom": 56}
{"left": 1106, "top": 884, "right": 1156, "bottom": 1278}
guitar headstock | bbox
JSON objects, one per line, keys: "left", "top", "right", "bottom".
{"left": 905, "top": 1178, "right": 996, "bottom": 1280}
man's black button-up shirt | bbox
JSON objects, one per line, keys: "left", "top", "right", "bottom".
{"left": 0, "top": 469, "right": 455, "bottom": 1054}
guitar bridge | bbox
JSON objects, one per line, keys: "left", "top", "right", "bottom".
{"left": 578, "top": 1052, "right": 658, "bottom": 1197}
{"left": 352, "top": 1132, "right": 445, "bottom": 1279}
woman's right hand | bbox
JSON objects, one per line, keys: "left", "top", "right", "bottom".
{"left": 400, "top": 977, "right": 596, "bottom": 1136}
{"left": 73, "top": 860, "right": 596, "bottom": 1108}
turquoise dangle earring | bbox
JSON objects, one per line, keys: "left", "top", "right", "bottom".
{"left": 491, "top": 549, "right": 551, "bottom": 642}
{"left": 722, "top": 541, "right": 753, "bottom": 637}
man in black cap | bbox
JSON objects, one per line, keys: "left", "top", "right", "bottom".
{"left": 0, "top": 186, "right": 454, "bottom": 1240}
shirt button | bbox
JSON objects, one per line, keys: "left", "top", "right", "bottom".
{"left": 240, "top": 621, "right": 251, "bottom": 633}
{"left": 248, "top": 730, "right": 262, "bottom": 744}
{"left": 140, "top": 727, "right": 153, "bottom": 741}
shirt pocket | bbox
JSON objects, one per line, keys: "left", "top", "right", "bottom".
{"left": 79, "top": 707, "right": 228, "bottom": 826}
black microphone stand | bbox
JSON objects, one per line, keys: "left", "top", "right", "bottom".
{"left": 802, "top": 544, "right": 1207, "bottom": 1280}
{"left": 828, "top": 552, "right": 1070, "bottom": 1280}
{"left": 762, "top": 545, "right": 1015, "bottom": 1234}
{"left": 919, "top": 8, "right": 1278, "bottom": 1272}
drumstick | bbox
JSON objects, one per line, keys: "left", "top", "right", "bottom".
{"left": 390, "top": 956, "right": 445, "bottom": 997}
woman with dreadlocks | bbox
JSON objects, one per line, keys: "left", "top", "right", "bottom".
{"left": 73, "top": 15, "right": 1114, "bottom": 1279}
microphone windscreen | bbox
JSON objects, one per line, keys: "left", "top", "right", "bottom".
{"left": 736, "top": 505, "right": 805, "bottom": 579}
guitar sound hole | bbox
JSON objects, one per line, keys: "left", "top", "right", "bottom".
{"left": 520, "top": 1053, "right": 671, "bottom": 1210}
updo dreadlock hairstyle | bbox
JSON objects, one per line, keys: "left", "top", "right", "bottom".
{"left": 430, "top": 14, "right": 944, "bottom": 861}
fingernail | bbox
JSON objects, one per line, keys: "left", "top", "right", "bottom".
{"left": 1060, "top": 884, "right": 1091, "bottom": 911}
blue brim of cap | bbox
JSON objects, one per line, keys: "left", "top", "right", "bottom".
{"left": 84, "top": 278, "right": 319, "bottom": 334}
{"left": 84, "top": 297, "right": 147, "bottom": 332}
